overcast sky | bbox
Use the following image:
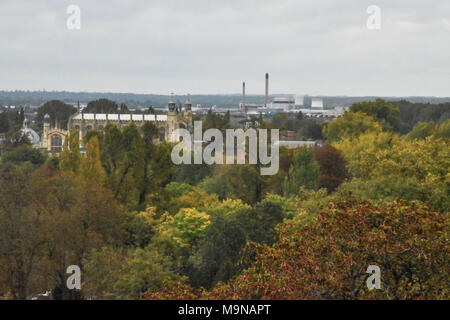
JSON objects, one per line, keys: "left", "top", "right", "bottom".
{"left": 0, "top": 0, "right": 449, "bottom": 96}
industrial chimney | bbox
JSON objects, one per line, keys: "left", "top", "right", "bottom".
{"left": 265, "top": 73, "right": 269, "bottom": 108}
{"left": 242, "top": 81, "right": 246, "bottom": 112}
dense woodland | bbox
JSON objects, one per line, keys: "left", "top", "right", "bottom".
{"left": 0, "top": 99, "right": 448, "bottom": 299}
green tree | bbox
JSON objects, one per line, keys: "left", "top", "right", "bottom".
{"left": 188, "top": 198, "right": 283, "bottom": 289}
{"left": 323, "top": 111, "right": 382, "bottom": 143}
{"left": 334, "top": 133, "right": 449, "bottom": 212}
{"left": 202, "top": 110, "right": 231, "bottom": 131}
{"left": 0, "top": 164, "right": 46, "bottom": 299}
{"left": 81, "top": 136, "right": 106, "bottom": 184}
{"left": 165, "top": 182, "right": 194, "bottom": 197}
{"left": 82, "top": 246, "right": 129, "bottom": 299}
{"left": 0, "top": 127, "right": 31, "bottom": 154}
{"left": 101, "top": 123, "right": 125, "bottom": 177}
{"left": 68, "top": 129, "right": 81, "bottom": 170}
{"left": 0, "top": 111, "right": 10, "bottom": 133}
{"left": 170, "top": 153, "right": 212, "bottom": 185}
{"left": 164, "top": 183, "right": 218, "bottom": 215}
{"left": 332, "top": 130, "right": 396, "bottom": 179}
{"left": 295, "top": 119, "right": 324, "bottom": 140}
{"left": 392, "top": 100, "right": 450, "bottom": 134}
{"left": 435, "top": 119, "right": 450, "bottom": 140}
{"left": 188, "top": 211, "right": 248, "bottom": 289}
{"left": 350, "top": 99, "right": 400, "bottom": 131}
{"left": 0, "top": 165, "right": 124, "bottom": 299}
{"left": 113, "top": 247, "right": 183, "bottom": 299}
{"left": 123, "top": 208, "right": 158, "bottom": 248}
{"left": 137, "top": 122, "right": 162, "bottom": 208}
{"left": 406, "top": 121, "right": 437, "bottom": 140}
{"left": 17, "top": 107, "right": 25, "bottom": 125}
{"left": 40, "top": 169, "right": 124, "bottom": 299}
{"left": 198, "top": 175, "right": 229, "bottom": 200}
{"left": 119, "top": 103, "right": 129, "bottom": 114}
{"left": 170, "top": 208, "right": 211, "bottom": 248}
{"left": 283, "top": 147, "right": 319, "bottom": 196}
{"left": 84, "top": 99, "right": 119, "bottom": 114}
{"left": 1, "top": 145, "right": 46, "bottom": 167}
{"left": 36, "top": 100, "right": 77, "bottom": 130}
{"left": 59, "top": 129, "right": 81, "bottom": 173}
{"left": 98, "top": 122, "right": 173, "bottom": 211}
{"left": 113, "top": 123, "right": 144, "bottom": 208}
{"left": 314, "top": 144, "right": 347, "bottom": 192}
{"left": 83, "top": 129, "right": 103, "bottom": 145}
{"left": 219, "top": 164, "right": 264, "bottom": 205}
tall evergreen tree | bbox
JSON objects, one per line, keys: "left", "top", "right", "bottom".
{"left": 59, "top": 135, "right": 70, "bottom": 171}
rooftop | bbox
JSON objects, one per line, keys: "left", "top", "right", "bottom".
{"left": 72, "top": 113, "right": 168, "bottom": 122}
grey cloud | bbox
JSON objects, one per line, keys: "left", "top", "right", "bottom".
{"left": 0, "top": 0, "right": 449, "bottom": 96}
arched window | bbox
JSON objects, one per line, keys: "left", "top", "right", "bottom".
{"left": 51, "top": 135, "right": 63, "bottom": 153}
{"left": 159, "top": 129, "right": 165, "bottom": 142}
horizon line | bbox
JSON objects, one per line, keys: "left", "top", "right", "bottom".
{"left": 1, "top": 89, "right": 449, "bottom": 99}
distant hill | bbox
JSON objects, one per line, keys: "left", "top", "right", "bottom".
{"left": 1, "top": 90, "right": 450, "bottom": 109}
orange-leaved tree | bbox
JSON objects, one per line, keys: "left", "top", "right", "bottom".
{"left": 209, "top": 200, "right": 448, "bottom": 300}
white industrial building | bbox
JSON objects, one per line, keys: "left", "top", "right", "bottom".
{"left": 311, "top": 97, "right": 324, "bottom": 110}
{"left": 236, "top": 74, "right": 342, "bottom": 118}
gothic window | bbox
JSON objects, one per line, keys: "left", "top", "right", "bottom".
{"left": 51, "top": 134, "right": 62, "bottom": 153}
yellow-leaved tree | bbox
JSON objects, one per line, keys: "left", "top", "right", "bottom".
{"left": 334, "top": 131, "right": 449, "bottom": 212}
{"left": 323, "top": 111, "right": 383, "bottom": 143}
{"left": 81, "top": 136, "right": 106, "bottom": 185}
{"left": 59, "top": 129, "right": 81, "bottom": 173}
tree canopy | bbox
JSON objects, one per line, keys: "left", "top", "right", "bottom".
{"left": 36, "top": 100, "right": 77, "bottom": 129}
{"left": 0, "top": 97, "right": 448, "bottom": 301}
{"left": 83, "top": 99, "right": 121, "bottom": 114}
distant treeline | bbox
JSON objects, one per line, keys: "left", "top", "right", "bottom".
{"left": 0, "top": 91, "right": 260, "bottom": 108}
{"left": 391, "top": 100, "right": 450, "bottom": 134}
{"left": 1, "top": 90, "right": 450, "bottom": 108}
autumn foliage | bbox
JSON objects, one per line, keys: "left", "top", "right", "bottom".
{"left": 143, "top": 200, "right": 449, "bottom": 300}
{"left": 314, "top": 144, "right": 347, "bottom": 192}
{"left": 1, "top": 99, "right": 448, "bottom": 300}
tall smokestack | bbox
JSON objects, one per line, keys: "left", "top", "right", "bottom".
{"left": 265, "top": 73, "right": 269, "bottom": 108}
{"left": 242, "top": 81, "right": 246, "bottom": 112}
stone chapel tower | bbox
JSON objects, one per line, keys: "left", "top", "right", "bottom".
{"left": 166, "top": 93, "right": 179, "bottom": 142}
{"left": 42, "top": 114, "right": 50, "bottom": 150}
